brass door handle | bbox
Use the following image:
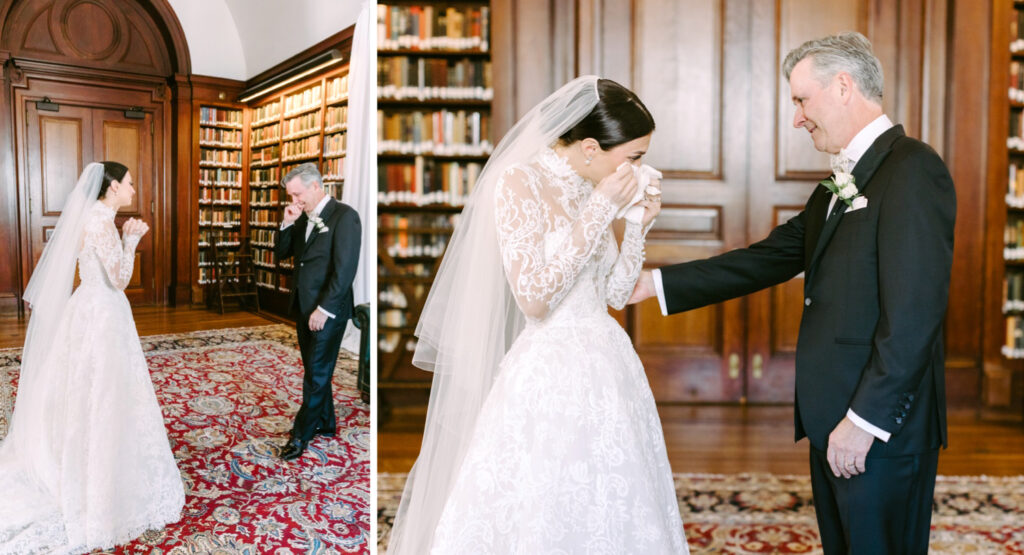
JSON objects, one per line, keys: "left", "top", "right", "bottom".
{"left": 729, "top": 353, "right": 740, "bottom": 379}
{"left": 752, "top": 353, "right": 763, "bottom": 379}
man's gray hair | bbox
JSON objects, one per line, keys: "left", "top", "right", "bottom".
{"left": 282, "top": 162, "right": 323, "bottom": 189}
{"left": 782, "top": 31, "right": 884, "bottom": 103}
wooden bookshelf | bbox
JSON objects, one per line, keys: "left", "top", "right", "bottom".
{"left": 985, "top": 0, "right": 1024, "bottom": 421}
{"left": 377, "top": 2, "right": 493, "bottom": 409}
{"left": 245, "top": 69, "right": 350, "bottom": 316}
{"left": 195, "top": 105, "right": 245, "bottom": 289}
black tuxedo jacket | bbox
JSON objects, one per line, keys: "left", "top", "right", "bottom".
{"left": 274, "top": 198, "right": 362, "bottom": 322}
{"left": 660, "top": 125, "right": 956, "bottom": 457}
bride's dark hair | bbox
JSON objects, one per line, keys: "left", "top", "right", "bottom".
{"left": 97, "top": 161, "right": 129, "bottom": 199}
{"left": 558, "top": 78, "right": 655, "bottom": 149}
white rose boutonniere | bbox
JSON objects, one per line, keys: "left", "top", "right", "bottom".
{"left": 821, "top": 170, "right": 865, "bottom": 209}
{"left": 309, "top": 215, "right": 329, "bottom": 233}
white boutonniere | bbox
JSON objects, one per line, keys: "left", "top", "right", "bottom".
{"left": 820, "top": 170, "right": 866, "bottom": 209}
{"left": 309, "top": 215, "right": 329, "bottom": 233}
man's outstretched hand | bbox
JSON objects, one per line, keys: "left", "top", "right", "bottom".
{"left": 629, "top": 270, "right": 656, "bottom": 305}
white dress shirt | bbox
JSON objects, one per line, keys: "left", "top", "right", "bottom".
{"left": 280, "top": 195, "right": 336, "bottom": 319}
{"left": 653, "top": 114, "right": 895, "bottom": 442}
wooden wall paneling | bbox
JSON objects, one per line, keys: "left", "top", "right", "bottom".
{"left": 171, "top": 73, "right": 193, "bottom": 305}
{"left": 946, "top": 0, "right": 990, "bottom": 411}
{"left": 920, "top": 0, "right": 949, "bottom": 157}
{"left": 0, "top": 51, "right": 19, "bottom": 313}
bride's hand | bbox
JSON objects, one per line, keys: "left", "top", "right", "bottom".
{"left": 123, "top": 218, "right": 149, "bottom": 238}
{"left": 637, "top": 177, "right": 662, "bottom": 227}
{"left": 595, "top": 164, "right": 639, "bottom": 209}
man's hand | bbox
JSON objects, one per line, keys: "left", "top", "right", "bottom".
{"left": 283, "top": 202, "right": 303, "bottom": 226}
{"left": 827, "top": 416, "right": 875, "bottom": 479}
{"left": 628, "top": 270, "right": 656, "bottom": 305}
{"left": 308, "top": 310, "right": 328, "bottom": 332}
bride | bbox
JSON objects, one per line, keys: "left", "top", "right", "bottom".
{"left": 388, "top": 76, "right": 688, "bottom": 553}
{"left": 0, "top": 162, "right": 184, "bottom": 553}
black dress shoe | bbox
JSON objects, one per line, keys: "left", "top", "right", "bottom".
{"left": 279, "top": 437, "right": 308, "bottom": 461}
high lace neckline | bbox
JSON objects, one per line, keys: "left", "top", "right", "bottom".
{"left": 539, "top": 147, "right": 588, "bottom": 187}
{"left": 93, "top": 201, "right": 117, "bottom": 220}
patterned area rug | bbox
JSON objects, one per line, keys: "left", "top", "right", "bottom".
{"left": 1, "top": 325, "right": 369, "bottom": 554}
{"left": 378, "top": 472, "right": 1024, "bottom": 553}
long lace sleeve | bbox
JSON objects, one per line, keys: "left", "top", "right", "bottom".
{"left": 495, "top": 167, "right": 617, "bottom": 320}
{"left": 605, "top": 220, "right": 649, "bottom": 310}
{"left": 83, "top": 217, "right": 141, "bottom": 291}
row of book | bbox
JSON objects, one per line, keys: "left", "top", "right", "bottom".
{"left": 256, "top": 269, "right": 290, "bottom": 290}
{"left": 253, "top": 102, "right": 282, "bottom": 126}
{"left": 200, "top": 148, "right": 243, "bottom": 167}
{"left": 251, "top": 167, "right": 281, "bottom": 187}
{"left": 378, "top": 159, "right": 481, "bottom": 206}
{"left": 198, "top": 208, "right": 241, "bottom": 227}
{"left": 1005, "top": 272, "right": 1024, "bottom": 312}
{"left": 378, "top": 5, "right": 490, "bottom": 52}
{"left": 199, "top": 187, "right": 242, "bottom": 204}
{"left": 324, "top": 182, "right": 343, "bottom": 198}
{"left": 284, "top": 112, "right": 322, "bottom": 139}
{"left": 324, "top": 132, "right": 347, "bottom": 157}
{"left": 379, "top": 284, "right": 408, "bottom": 309}
{"left": 198, "top": 229, "right": 240, "bottom": 246}
{"left": 327, "top": 74, "right": 350, "bottom": 101}
{"left": 253, "top": 247, "right": 277, "bottom": 268}
{"left": 323, "top": 157, "right": 345, "bottom": 180}
{"left": 250, "top": 189, "right": 281, "bottom": 206}
{"left": 1009, "top": 109, "right": 1024, "bottom": 148}
{"left": 199, "top": 127, "right": 242, "bottom": 147}
{"left": 284, "top": 85, "right": 323, "bottom": 116}
{"left": 199, "top": 107, "right": 242, "bottom": 127}
{"left": 252, "top": 144, "right": 280, "bottom": 165}
{"left": 378, "top": 109, "right": 492, "bottom": 155}
{"left": 326, "top": 106, "right": 348, "bottom": 130}
{"left": 378, "top": 57, "right": 493, "bottom": 100}
{"left": 1003, "top": 315, "right": 1024, "bottom": 357}
{"left": 379, "top": 332, "right": 417, "bottom": 354}
{"left": 382, "top": 233, "right": 449, "bottom": 258}
{"left": 199, "top": 168, "right": 242, "bottom": 187}
{"left": 282, "top": 135, "right": 321, "bottom": 160}
{"left": 380, "top": 212, "right": 458, "bottom": 232}
{"left": 380, "top": 262, "right": 434, "bottom": 278}
{"left": 251, "top": 229, "right": 277, "bottom": 247}
{"left": 251, "top": 124, "right": 280, "bottom": 146}
{"left": 1008, "top": 163, "right": 1024, "bottom": 199}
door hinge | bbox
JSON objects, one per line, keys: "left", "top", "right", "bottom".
{"left": 150, "top": 200, "right": 155, "bottom": 213}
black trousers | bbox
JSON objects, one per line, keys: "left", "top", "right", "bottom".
{"left": 809, "top": 445, "right": 939, "bottom": 554}
{"left": 292, "top": 313, "right": 344, "bottom": 442}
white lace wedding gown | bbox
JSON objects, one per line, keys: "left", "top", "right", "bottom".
{"left": 430, "top": 149, "right": 688, "bottom": 554}
{"left": 0, "top": 201, "right": 184, "bottom": 554}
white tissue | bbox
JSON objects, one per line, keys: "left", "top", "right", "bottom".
{"left": 615, "top": 162, "right": 662, "bottom": 224}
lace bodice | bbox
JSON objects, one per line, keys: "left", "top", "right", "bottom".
{"left": 78, "top": 202, "right": 141, "bottom": 291}
{"left": 495, "top": 148, "right": 649, "bottom": 324}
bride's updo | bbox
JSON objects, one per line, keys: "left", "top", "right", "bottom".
{"left": 558, "top": 78, "right": 655, "bottom": 149}
{"left": 97, "top": 161, "right": 129, "bottom": 199}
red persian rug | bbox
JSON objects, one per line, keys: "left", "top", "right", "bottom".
{"left": 0, "top": 325, "right": 369, "bottom": 554}
{"left": 377, "top": 472, "right": 1024, "bottom": 553}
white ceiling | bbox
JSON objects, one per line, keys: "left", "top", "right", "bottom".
{"left": 167, "top": 0, "right": 363, "bottom": 81}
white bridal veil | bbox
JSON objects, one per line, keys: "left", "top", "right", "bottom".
{"left": 388, "top": 76, "right": 602, "bottom": 552}
{"left": 2, "top": 162, "right": 104, "bottom": 483}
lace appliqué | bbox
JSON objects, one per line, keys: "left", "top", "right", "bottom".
{"left": 80, "top": 203, "right": 142, "bottom": 291}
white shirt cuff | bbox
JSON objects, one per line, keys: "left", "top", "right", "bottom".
{"left": 652, "top": 268, "right": 668, "bottom": 317}
{"left": 847, "top": 409, "right": 891, "bottom": 442}
{"left": 316, "top": 305, "right": 336, "bottom": 319}
{"left": 280, "top": 221, "right": 293, "bottom": 231}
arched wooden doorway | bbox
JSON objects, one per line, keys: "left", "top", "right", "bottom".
{"left": 0, "top": 0, "right": 190, "bottom": 310}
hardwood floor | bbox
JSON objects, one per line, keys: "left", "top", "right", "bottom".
{"left": 0, "top": 306, "right": 278, "bottom": 349}
{"left": 379, "top": 404, "right": 1024, "bottom": 476}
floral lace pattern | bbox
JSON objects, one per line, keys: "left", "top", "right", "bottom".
{"left": 429, "top": 149, "right": 687, "bottom": 553}
{"left": 0, "top": 201, "right": 184, "bottom": 554}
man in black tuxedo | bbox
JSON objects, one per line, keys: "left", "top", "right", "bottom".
{"left": 631, "top": 33, "right": 955, "bottom": 553}
{"left": 274, "top": 163, "right": 361, "bottom": 461}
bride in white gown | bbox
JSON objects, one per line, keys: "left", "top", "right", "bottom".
{"left": 389, "top": 77, "right": 688, "bottom": 554}
{"left": 0, "top": 162, "right": 184, "bottom": 554}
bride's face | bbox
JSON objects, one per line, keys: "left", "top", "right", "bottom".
{"left": 585, "top": 134, "right": 652, "bottom": 182}
{"left": 107, "top": 171, "right": 136, "bottom": 208}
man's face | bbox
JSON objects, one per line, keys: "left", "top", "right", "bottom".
{"left": 285, "top": 178, "right": 321, "bottom": 213}
{"left": 789, "top": 57, "right": 843, "bottom": 154}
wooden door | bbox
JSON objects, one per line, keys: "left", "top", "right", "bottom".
{"left": 23, "top": 102, "right": 156, "bottom": 304}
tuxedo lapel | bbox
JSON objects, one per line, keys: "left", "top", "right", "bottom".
{"left": 804, "top": 125, "right": 904, "bottom": 283}
{"left": 302, "top": 198, "right": 336, "bottom": 257}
